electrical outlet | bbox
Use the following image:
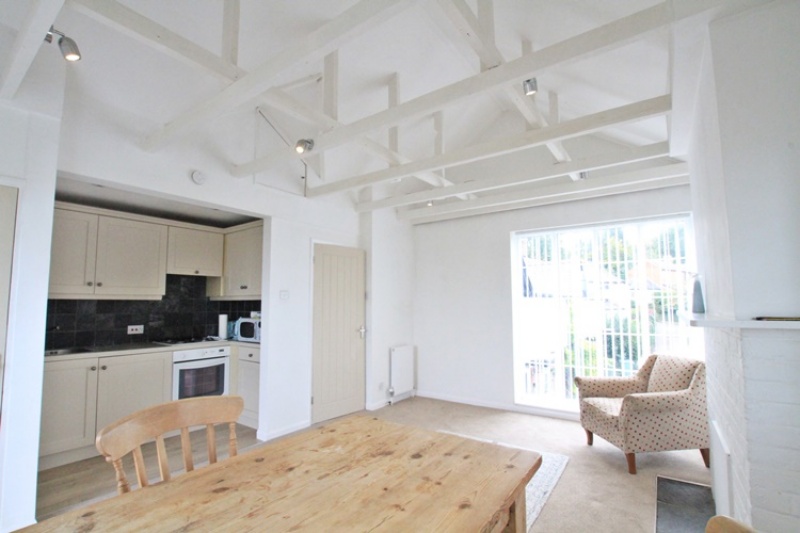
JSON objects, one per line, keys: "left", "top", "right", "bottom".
{"left": 127, "top": 325, "right": 144, "bottom": 335}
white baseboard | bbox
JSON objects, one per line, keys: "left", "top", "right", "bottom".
{"left": 415, "top": 391, "right": 579, "bottom": 422}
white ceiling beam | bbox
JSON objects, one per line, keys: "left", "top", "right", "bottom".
{"left": 67, "top": 0, "right": 244, "bottom": 81}
{"left": 306, "top": 94, "right": 671, "bottom": 197}
{"left": 401, "top": 162, "right": 688, "bottom": 218}
{"left": 140, "top": 0, "right": 413, "bottom": 151}
{"left": 388, "top": 72, "right": 399, "bottom": 154}
{"left": 0, "top": 0, "right": 65, "bottom": 100}
{"left": 236, "top": 1, "right": 674, "bottom": 176}
{"left": 222, "top": 0, "right": 240, "bottom": 66}
{"left": 356, "top": 141, "right": 671, "bottom": 212}
{"left": 318, "top": 51, "right": 338, "bottom": 181}
{"left": 254, "top": 90, "right": 454, "bottom": 190}
{"left": 433, "top": 0, "right": 499, "bottom": 69}
{"left": 401, "top": 167, "right": 690, "bottom": 225}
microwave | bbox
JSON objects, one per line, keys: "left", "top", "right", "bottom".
{"left": 233, "top": 318, "right": 261, "bottom": 342}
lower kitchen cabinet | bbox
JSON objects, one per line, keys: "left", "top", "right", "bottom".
{"left": 95, "top": 352, "right": 173, "bottom": 433}
{"left": 39, "top": 358, "right": 99, "bottom": 456}
{"left": 40, "top": 351, "right": 172, "bottom": 457}
{"left": 237, "top": 346, "right": 260, "bottom": 428}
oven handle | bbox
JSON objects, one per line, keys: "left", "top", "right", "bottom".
{"left": 172, "top": 356, "right": 229, "bottom": 369}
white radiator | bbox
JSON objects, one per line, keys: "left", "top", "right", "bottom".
{"left": 389, "top": 345, "right": 415, "bottom": 404}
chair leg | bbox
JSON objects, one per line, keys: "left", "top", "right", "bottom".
{"left": 700, "top": 448, "right": 710, "bottom": 468}
{"left": 585, "top": 429, "right": 593, "bottom": 446}
{"left": 626, "top": 453, "right": 636, "bottom": 475}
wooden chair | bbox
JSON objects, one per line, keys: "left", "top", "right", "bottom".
{"left": 96, "top": 395, "right": 244, "bottom": 494}
{"left": 706, "top": 515, "right": 757, "bottom": 533}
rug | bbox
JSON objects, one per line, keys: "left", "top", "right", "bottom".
{"left": 525, "top": 452, "right": 569, "bottom": 530}
{"left": 437, "top": 431, "right": 568, "bottom": 531}
{"left": 655, "top": 476, "right": 714, "bottom": 533}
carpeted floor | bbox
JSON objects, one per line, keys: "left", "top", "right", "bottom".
{"left": 373, "top": 397, "right": 712, "bottom": 533}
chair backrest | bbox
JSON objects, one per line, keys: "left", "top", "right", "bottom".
{"left": 647, "top": 355, "right": 702, "bottom": 393}
{"left": 96, "top": 395, "right": 244, "bottom": 494}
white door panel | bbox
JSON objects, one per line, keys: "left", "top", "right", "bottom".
{"left": 311, "top": 244, "right": 366, "bottom": 423}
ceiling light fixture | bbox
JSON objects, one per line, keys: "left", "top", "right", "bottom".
{"left": 523, "top": 77, "right": 537, "bottom": 96}
{"left": 45, "top": 26, "right": 81, "bottom": 62}
{"left": 294, "top": 139, "right": 314, "bottom": 154}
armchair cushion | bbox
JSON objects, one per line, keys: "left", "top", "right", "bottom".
{"left": 647, "top": 355, "right": 698, "bottom": 393}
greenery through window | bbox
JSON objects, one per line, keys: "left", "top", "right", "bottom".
{"left": 512, "top": 217, "right": 701, "bottom": 412}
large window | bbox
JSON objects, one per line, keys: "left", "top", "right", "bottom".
{"left": 512, "top": 217, "right": 701, "bottom": 412}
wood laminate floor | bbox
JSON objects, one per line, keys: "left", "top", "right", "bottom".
{"left": 36, "top": 424, "right": 259, "bottom": 521}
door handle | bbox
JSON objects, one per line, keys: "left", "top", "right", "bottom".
{"left": 357, "top": 325, "right": 366, "bottom": 339}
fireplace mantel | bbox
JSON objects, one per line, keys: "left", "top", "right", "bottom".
{"left": 690, "top": 314, "right": 800, "bottom": 330}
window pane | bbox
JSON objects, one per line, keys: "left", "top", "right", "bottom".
{"left": 512, "top": 217, "right": 701, "bottom": 412}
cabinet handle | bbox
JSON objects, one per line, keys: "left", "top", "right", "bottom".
{"left": 195, "top": 270, "right": 200, "bottom": 274}
{"left": 248, "top": 353, "right": 253, "bottom": 358}
{"left": 87, "top": 281, "right": 93, "bottom": 287}
{"left": 96, "top": 282, "right": 103, "bottom": 287}
{"left": 90, "top": 366, "right": 97, "bottom": 371}
{"left": 101, "top": 365, "right": 107, "bottom": 370}
{"left": 240, "top": 285, "right": 248, "bottom": 290}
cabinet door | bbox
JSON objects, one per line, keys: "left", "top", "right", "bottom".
{"left": 224, "top": 225, "right": 262, "bottom": 297}
{"left": 49, "top": 210, "right": 98, "bottom": 296}
{"left": 237, "top": 348, "right": 260, "bottom": 428}
{"left": 94, "top": 217, "right": 168, "bottom": 297}
{"left": 40, "top": 358, "right": 99, "bottom": 456}
{"left": 167, "top": 227, "right": 223, "bottom": 276}
{"left": 95, "top": 351, "right": 173, "bottom": 432}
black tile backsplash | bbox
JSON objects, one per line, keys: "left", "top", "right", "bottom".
{"left": 45, "top": 274, "right": 260, "bottom": 350}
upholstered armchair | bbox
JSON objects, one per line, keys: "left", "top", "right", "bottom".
{"left": 574, "top": 354, "right": 710, "bottom": 474}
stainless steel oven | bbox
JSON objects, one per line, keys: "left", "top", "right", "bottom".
{"left": 172, "top": 346, "right": 231, "bottom": 400}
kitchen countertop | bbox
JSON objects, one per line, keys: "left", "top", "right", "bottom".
{"left": 44, "top": 340, "right": 257, "bottom": 361}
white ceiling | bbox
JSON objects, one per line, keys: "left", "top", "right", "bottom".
{"left": 0, "top": 0, "right": 727, "bottom": 226}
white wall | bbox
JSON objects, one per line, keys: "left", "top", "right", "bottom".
{"left": 710, "top": 0, "right": 800, "bottom": 321}
{"left": 689, "top": 1, "right": 800, "bottom": 529}
{"left": 413, "top": 186, "right": 691, "bottom": 413}
{"left": 0, "top": 51, "right": 65, "bottom": 532}
{"left": 362, "top": 206, "right": 415, "bottom": 410}
{"left": 259, "top": 216, "right": 360, "bottom": 440}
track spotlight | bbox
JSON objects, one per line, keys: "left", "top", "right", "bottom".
{"left": 523, "top": 77, "right": 537, "bottom": 96}
{"left": 295, "top": 139, "right": 314, "bottom": 154}
{"left": 45, "top": 26, "right": 81, "bottom": 62}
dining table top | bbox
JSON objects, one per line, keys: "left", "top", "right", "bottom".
{"left": 22, "top": 414, "right": 541, "bottom": 532}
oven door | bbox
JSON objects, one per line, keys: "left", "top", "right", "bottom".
{"left": 172, "top": 356, "right": 230, "bottom": 400}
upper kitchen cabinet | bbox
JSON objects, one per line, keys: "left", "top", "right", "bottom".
{"left": 167, "top": 226, "right": 223, "bottom": 276}
{"left": 208, "top": 222, "right": 263, "bottom": 300}
{"left": 49, "top": 207, "right": 168, "bottom": 300}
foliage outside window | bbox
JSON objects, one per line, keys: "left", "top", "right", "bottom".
{"left": 512, "top": 217, "right": 701, "bottom": 412}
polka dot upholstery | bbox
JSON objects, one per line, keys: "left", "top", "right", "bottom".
{"left": 574, "top": 354, "right": 710, "bottom": 473}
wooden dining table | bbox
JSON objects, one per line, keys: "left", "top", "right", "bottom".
{"left": 22, "top": 414, "right": 541, "bottom": 532}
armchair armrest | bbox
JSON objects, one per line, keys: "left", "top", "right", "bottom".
{"left": 621, "top": 389, "right": 693, "bottom": 415}
{"left": 574, "top": 375, "right": 647, "bottom": 399}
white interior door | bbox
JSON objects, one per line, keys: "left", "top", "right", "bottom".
{"left": 0, "top": 185, "right": 18, "bottom": 414}
{"left": 311, "top": 244, "right": 366, "bottom": 423}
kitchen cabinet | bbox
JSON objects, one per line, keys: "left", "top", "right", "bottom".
{"left": 95, "top": 351, "right": 173, "bottom": 433}
{"left": 40, "top": 351, "right": 172, "bottom": 457}
{"left": 49, "top": 209, "right": 168, "bottom": 299}
{"left": 167, "top": 226, "right": 224, "bottom": 276}
{"left": 39, "top": 358, "right": 99, "bottom": 456}
{"left": 237, "top": 346, "right": 260, "bottom": 428}
{"left": 208, "top": 223, "right": 262, "bottom": 300}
